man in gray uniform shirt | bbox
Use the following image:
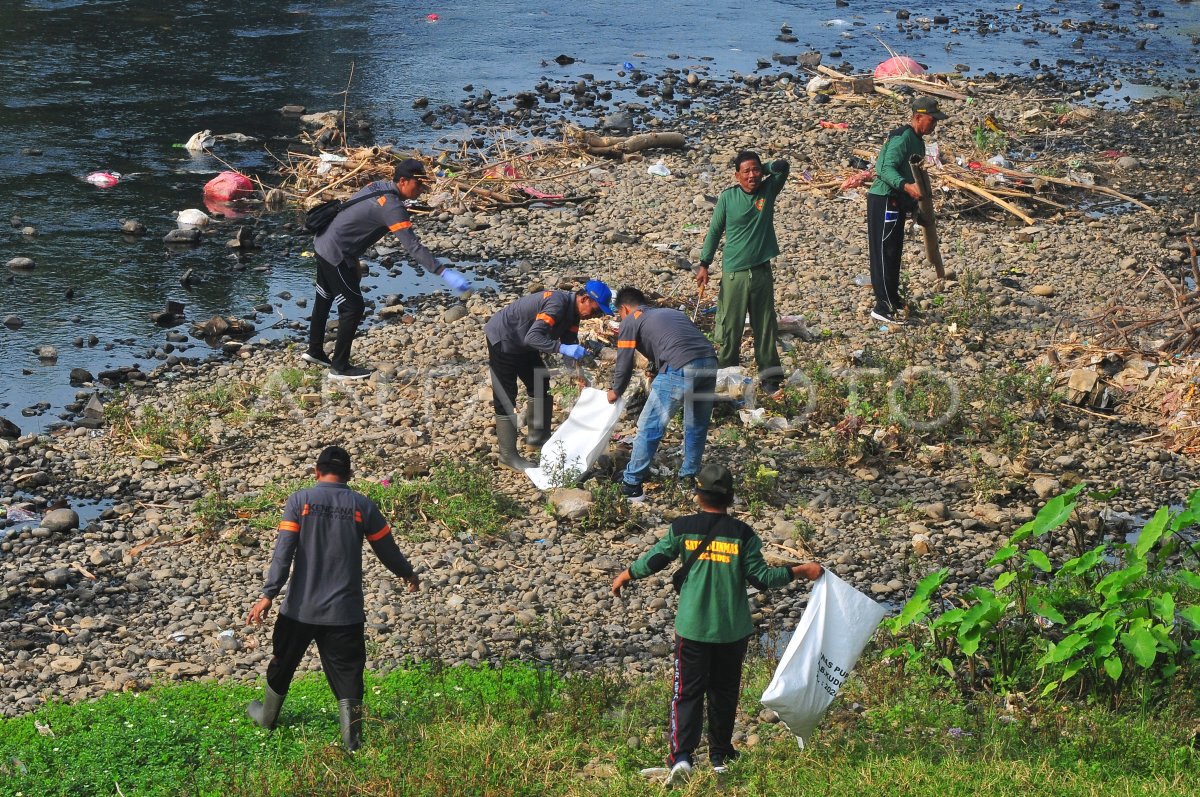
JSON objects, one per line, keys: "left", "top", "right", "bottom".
{"left": 245, "top": 445, "right": 420, "bottom": 751}
{"left": 606, "top": 286, "right": 718, "bottom": 501}
{"left": 484, "top": 279, "right": 614, "bottom": 471}
{"left": 309, "top": 158, "right": 471, "bottom": 380}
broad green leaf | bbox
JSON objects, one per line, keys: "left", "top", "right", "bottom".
{"left": 1134, "top": 506, "right": 1170, "bottom": 558}
{"left": 1026, "top": 549, "right": 1052, "bottom": 573}
{"left": 993, "top": 571, "right": 1016, "bottom": 591}
{"left": 959, "top": 625, "right": 983, "bottom": 657}
{"left": 937, "top": 657, "right": 956, "bottom": 677}
{"left": 1174, "top": 570, "right": 1200, "bottom": 590}
{"left": 1038, "top": 633, "right": 1088, "bottom": 666}
{"left": 1096, "top": 561, "right": 1147, "bottom": 598}
{"left": 1029, "top": 596, "right": 1066, "bottom": 625}
{"left": 1070, "top": 612, "right": 1102, "bottom": 632}
{"left": 931, "top": 608, "right": 966, "bottom": 630}
{"left": 892, "top": 569, "right": 949, "bottom": 628}
{"left": 913, "top": 568, "right": 950, "bottom": 601}
{"left": 1180, "top": 606, "right": 1200, "bottom": 631}
{"left": 1152, "top": 593, "right": 1175, "bottom": 625}
{"left": 1088, "top": 487, "right": 1121, "bottom": 501}
{"left": 1170, "top": 508, "right": 1197, "bottom": 534}
{"left": 1040, "top": 680, "right": 1060, "bottom": 697}
{"left": 1119, "top": 626, "right": 1157, "bottom": 668}
{"left": 988, "top": 546, "right": 1019, "bottom": 567}
{"left": 1013, "top": 483, "right": 1085, "bottom": 543}
{"left": 1102, "top": 656, "right": 1123, "bottom": 681}
{"left": 1060, "top": 546, "right": 1104, "bottom": 577}
{"left": 1061, "top": 659, "right": 1086, "bottom": 683}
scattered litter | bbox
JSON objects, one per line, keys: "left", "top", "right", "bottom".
{"left": 6, "top": 506, "right": 37, "bottom": 523}
{"left": 85, "top": 171, "right": 120, "bottom": 188}
{"left": 818, "top": 120, "right": 849, "bottom": 130}
{"left": 203, "top": 171, "right": 255, "bottom": 202}
{"left": 176, "top": 209, "right": 211, "bottom": 228}
{"left": 647, "top": 159, "right": 671, "bottom": 177}
{"left": 874, "top": 55, "right": 925, "bottom": 79}
{"left": 184, "top": 130, "right": 215, "bottom": 151}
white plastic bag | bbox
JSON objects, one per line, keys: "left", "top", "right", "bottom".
{"left": 760, "top": 572, "right": 887, "bottom": 748}
{"left": 525, "top": 387, "right": 625, "bottom": 489}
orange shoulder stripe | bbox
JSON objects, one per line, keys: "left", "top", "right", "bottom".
{"left": 377, "top": 196, "right": 388, "bottom": 206}
{"left": 278, "top": 521, "right": 300, "bottom": 532}
{"left": 388, "top": 221, "right": 412, "bottom": 232}
{"left": 617, "top": 340, "right": 637, "bottom": 348}
{"left": 367, "top": 525, "right": 391, "bottom": 542}
{"left": 535, "top": 313, "right": 555, "bottom": 326}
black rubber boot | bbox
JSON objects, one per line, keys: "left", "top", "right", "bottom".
{"left": 338, "top": 698, "right": 364, "bottom": 752}
{"left": 524, "top": 402, "right": 551, "bottom": 448}
{"left": 246, "top": 684, "right": 285, "bottom": 730}
{"left": 496, "top": 414, "right": 536, "bottom": 471}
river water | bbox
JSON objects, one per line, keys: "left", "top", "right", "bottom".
{"left": 2, "top": 0, "right": 1198, "bottom": 434}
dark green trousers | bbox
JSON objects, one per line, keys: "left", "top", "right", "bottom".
{"left": 713, "top": 263, "right": 781, "bottom": 379}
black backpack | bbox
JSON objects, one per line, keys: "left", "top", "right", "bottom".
{"left": 303, "top": 188, "right": 399, "bottom": 235}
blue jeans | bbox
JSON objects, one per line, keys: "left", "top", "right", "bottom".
{"left": 623, "top": 356, "right": 717, "bottom": 487}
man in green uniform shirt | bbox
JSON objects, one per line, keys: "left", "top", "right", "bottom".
{"left": 696, "top": 151, "right": 789, "bottom": 393}
{"left": 612, "top": 463, "right": 822, "bottom": 785}
{"left": 866, "top": 96, "right": 948, "bottom": 325}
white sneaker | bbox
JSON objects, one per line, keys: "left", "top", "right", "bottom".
{"left": 666, "top": 760, "right": 692, "bottom": 786}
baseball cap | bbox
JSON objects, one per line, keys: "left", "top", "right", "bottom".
{"left": 695, "top": 463, "right": 734, "bottom": 497}
{"left": 911, "top": 96, "right": 948, "bottom": 120}
{"left": 393, "top": 158, "right": 427, "bottom": 181}
{"left": 584, "top": 279, "right": 615, "bottom": 315}
{"left": 316, "top": 445, "right": 352, "bottom": 473}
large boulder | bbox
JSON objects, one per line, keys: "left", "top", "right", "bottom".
{"left": 42, "top": 508, "right": 80, "bottom": 532}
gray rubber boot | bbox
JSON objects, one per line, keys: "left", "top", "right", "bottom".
{"left": 338, "top": 698, "right": 364, "bottom": 752}
{"left": 496, "top": 414, "right": 536, "bottom": 471}
{"left": 524, "top": 402, "right": 551, "bottom": 448}
{"left": 246, "top": 684, "right": 285, "bottom": 730}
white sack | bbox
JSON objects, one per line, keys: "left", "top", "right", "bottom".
{"left": 760, "top": 572, "right": 888, "bottom": 748}
{"left": 525, "top": 387, "right": 624, "bottom": 489}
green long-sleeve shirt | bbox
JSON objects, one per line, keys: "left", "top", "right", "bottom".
{"left": 628, "top": 511, "right": 795, "bottom": 643}
{"left": 699, "top": 160, "right": 789, "bottom": 273}
{"left": 868, "top": 125, "right": 925, "bottom": 197}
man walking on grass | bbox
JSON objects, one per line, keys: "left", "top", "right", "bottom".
{"left": 612, "top": 463, "right": 822, "bottom": 786}
{"left": 696, "top": 151, "right": 789, "bottom": 394}
{"left": 307, "top": 157, "right": 472, "bottom": 380}
{"left": 245, "top": 445, "right": 420, "bottom": 752}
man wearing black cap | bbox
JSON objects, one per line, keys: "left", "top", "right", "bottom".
{"left": 611, "top": 464, "right": 822, "bottom": 785}
{"left": 484, "top": 279, "right": 614, "bottom": 471}
{"left": 245, "top": 445, "right": 420, "bottom": 752}
{"left": 307, "top": 158, "right": 472, "bottom": 380}
{"left": 865, "top": 96, "right": 948, "bottom": 326}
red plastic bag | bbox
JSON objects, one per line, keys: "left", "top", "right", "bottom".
{"left": 203, "top": 171, "right": 254, "bottom": 202}
{"left": 874, "top": 56, "right": 925, "bottom": 79}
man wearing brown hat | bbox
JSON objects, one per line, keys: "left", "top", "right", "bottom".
{"left": 611, "top": 463, "right": 822, "bottom": 785}
{"left": 865, "top": 96, "right": 948, "bottom": 325}
{"left": 307, "top": 158, "right": 472, "bottom": 380}
{"left": 245, "top": 445, "right": 420, "bottom": 752}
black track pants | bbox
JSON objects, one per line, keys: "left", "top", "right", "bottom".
{"left": 265, "top": 613, "right": 366, "bottom": 701}
{"left": 309, "top": 255, "right": 366, "bottom": 369}
{"left": 866, "top": 192, "right": 906, "bottom": 314}
{"left": 666, "top": 634, "right": 749, "bottom": 767}
{"left": 487, "top": 339, "right": 552, "bottom": 426}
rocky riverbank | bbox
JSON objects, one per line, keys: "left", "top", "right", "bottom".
{"left": 3, "top": 67, "right": 1199, "bottom": 719}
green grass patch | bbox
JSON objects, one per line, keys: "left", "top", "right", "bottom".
{"left": 1, "top": 656, "right": 1194, "bottom": 796}
{"left": 192, "top": 462, "right": 521, "bottom": 541}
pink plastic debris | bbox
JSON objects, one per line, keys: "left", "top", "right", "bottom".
{"left": 85, "top": 171, "right": 120, "bottom": 188}
{"left": 874, "top": 56, "right": 926, "bottom": 79}
{"left": 203, "top": 171, "right": 255, "bottom": 202}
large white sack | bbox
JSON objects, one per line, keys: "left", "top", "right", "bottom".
{"left": 525, "top": 387, "right": 624, "bottom": 490}
{"left": 760, "top": 572, "right": 888, "bottom": 748}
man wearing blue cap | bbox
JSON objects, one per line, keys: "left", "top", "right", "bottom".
{"left": 484, "top": 279, "right": 614, "bottom": 471}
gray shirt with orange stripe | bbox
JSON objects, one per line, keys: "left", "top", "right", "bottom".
{"left": 313, "top": 179, "right": 442, "bottom": 274}
{"left": 611, "top": 306, "right": 716, "bottom": 397}
{"left": 262, "top": 480, "right": 414, "bottom": 626}
{"left": 484, "top": 289, "right": 580, "bottom": 354}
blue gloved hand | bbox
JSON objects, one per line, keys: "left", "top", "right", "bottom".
{"left": 440, "top": 267, "right": 471, "bottom": 294}
{"left": 559, "top": 343, "right": 586, "bottom": 360}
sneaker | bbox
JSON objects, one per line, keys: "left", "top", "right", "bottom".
{"left": 869, "top": 309, "right": 906, "bottom": 326}
{"left": 665, "top": 760, "right": 692, "bottom": 787}
{"left": 620, "top": 482, "right": 645, "bottom": 502}
{"left": 328, "top": 365, "right": 374, "bottom": 380}
{"left": 711, "top": 751, "right": 740, "bottom": 774}
{"left": 301, "top": 351, "right": 332, "bottom": 367}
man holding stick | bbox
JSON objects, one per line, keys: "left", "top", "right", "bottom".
{"left": 865, "top": 96, "right": 948, "bottom": 326}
